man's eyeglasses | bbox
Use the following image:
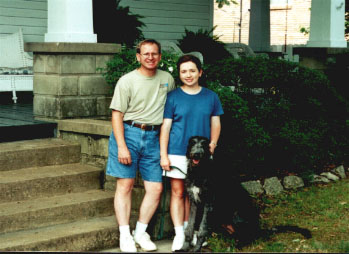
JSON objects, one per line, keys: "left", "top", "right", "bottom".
{"left": 140, "top": 53, "right": 160, "bottom": 58}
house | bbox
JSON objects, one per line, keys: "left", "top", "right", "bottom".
{"left": 0, "top": 0, "right": 214, "bottom": 43}
{"left": 213, "top": 0, "right": 347, "bottom": 61}
{"left": 0, "top": 0, "right": 214, "bottom": 104}
{"left": 214, "top": 0, "right": 312, "bottom": 49}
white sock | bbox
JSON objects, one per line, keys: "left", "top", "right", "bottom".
{"left": 183, "top": 221, "right": 188, "bottom": 230}
{"left": 134, "top": 221, "right": 148, "bottom": 239}
{"left": 119, "top": 225, "right": 131, "bottom": 238}
{"left": 174, "top": 225, "right": 185, "bottom": 237}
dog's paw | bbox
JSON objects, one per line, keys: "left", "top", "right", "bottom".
{"left": 191, "top": 231, "right": 198, "bottom": 246}
{"left": 192, "top": 244, "right": 202, "bottom": 252}
{"left": 179, "top": 241, "right": 191, "bottom": 252}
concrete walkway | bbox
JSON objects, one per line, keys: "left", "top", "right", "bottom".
{"left": 100, "top": 239, "right": 173, "bottom": 253}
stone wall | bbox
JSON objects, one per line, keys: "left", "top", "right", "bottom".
{"left": 24, "top": 42, "right": 120, "bottom": 120}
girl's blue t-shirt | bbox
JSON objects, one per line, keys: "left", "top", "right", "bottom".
{"left": 164, "top": 87, "right": 224, "bottom": 156}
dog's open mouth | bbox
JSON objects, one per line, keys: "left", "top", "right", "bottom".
{"left": 191, "top": 159, "right": 200, "bottom": 165}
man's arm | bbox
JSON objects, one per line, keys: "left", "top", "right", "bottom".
{"left": 160, "top": 118, "right": 173, "bottom": 171}
{"left": 210, "top": 116, "right": 221, "bottom": 154}
{"left": 112, "top": 110, "right": 132, "bottom": 165}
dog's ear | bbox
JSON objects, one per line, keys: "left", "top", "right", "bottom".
{"left": 203, "top": 137, "right": 210, "bottom": 146}
{"left": 186, "top": 136, "right": 195, "bottom": 158}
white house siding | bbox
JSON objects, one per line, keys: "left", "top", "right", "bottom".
{"left": 0, "top": 0, "right": 47, "bottom": 42}
{"left": 119, "top": 0, "right": 214, "bottom": 42}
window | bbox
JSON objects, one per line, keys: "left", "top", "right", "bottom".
{"left": 270, "top": 0, "right": 292, "bottom": 10}
{"left": 270, "top": 0, "right": 292, "bottom": 5}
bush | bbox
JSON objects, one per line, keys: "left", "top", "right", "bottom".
{"left": 102, "top": 49, "right": 348, "bottom": 180}
{"left": 93, "top": 0, "right": 145, "bottom": 47}
{"left": 208, "top": 81, "right": 272, "bottom": 179}
{"left": 205, "top": 56, "right": 348, "bottom": 179}
{"left": 177, "top": 27, "right": 232, "bottom": 65}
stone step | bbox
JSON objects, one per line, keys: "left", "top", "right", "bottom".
{"left": 0, "top": 189, "right": 115, "bottom": 234}
{"left": 0, "top": 163, "right": 103, "bottom": 203}
{"left": 0, "top": 122, "right": 57, "bottom": 143}
{"left": 0, "top": 138, "right": 81, "bottom": 171}
{"left": 0, "top": 216, "right": 120, "bottom": 251}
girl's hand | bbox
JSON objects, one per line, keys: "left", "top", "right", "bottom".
{"left": 209, "top": 142, "right": 217, "bottom": 154}
{"left": 160, "top": 155, "right": 171, "bottom": 171}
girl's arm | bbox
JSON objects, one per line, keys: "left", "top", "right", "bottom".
{"left": 210, "top": 116, "right": 221, "bottom": 154}
{"left": 160, "top": 118, "right": 173, "bottom": 171}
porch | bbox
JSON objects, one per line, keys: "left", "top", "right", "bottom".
{"left": 0, "top": 92, "right": 56, "bottom": 142}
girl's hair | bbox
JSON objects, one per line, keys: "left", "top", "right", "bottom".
{"left": 177, "top": 54, "right": 202, "bottom": 72}
{"left": 176, "top": 54, "right": 206, "bottom": 86}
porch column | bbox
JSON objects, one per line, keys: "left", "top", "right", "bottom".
{"left": 307, "top": 0, "right": 347, "bottom": 48}
{"left": 45, "top": 0, "right": 97, "bottom": 43}
{"left": 248, "top": 0, "right": 270, "bottom": 52}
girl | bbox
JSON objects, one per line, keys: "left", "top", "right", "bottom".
{"left": 160, "top": 54, "right": 224, "bottom": 251}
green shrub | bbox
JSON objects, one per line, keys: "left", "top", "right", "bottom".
{"left": 177, "top": 27, "right": 232, "bottom": 65}
{"left": 102, "top": 49, "right": 348, "bottom": 179}
{"left": 208, "top": 81, "right": 272, "bottom": 178}
{"left": 206, "top": 56, "right": 348, "bottom": 179}
{"left": 93, "top": 0, "right": 145, "bottom": 47}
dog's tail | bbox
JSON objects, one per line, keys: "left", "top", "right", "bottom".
{"left": 270, "top": 225, "right": 312, "bottom": 239}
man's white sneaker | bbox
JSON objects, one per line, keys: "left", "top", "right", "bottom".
{"left": 172, "top": 235, "right": 185, "bottom": 251}
{"left": 134, "top": 232, "right": 157, "bottom": 251}
{"left": 120, "top": 235, "right": 137, "bottom": 253}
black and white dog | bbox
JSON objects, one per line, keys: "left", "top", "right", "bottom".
{"left": 180, "top": 136, "right": 311, "bottom": 252}
{"left": 181, "top": 136, "right": 262, "bottom": 252}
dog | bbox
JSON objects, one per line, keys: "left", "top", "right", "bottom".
{"left": 180, "top": 136, "right": 311, "bottom": 252}
{"left": 180, "top": 136, "right": 261, "bottom": 252}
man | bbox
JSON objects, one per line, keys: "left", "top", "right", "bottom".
{"left": 106, "top": 39, "right": 175, "bottom": 252}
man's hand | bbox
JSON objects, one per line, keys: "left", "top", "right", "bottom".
{"left": 118, "top": 146, "right": 132, "bottom": 165}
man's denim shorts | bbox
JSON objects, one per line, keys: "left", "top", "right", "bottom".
{"left": 106, "top": 123, "right": 162, "bottom": 182}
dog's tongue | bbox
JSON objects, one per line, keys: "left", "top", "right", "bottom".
{"left": 192, "top": 159, "right": 200, "bottom": 165}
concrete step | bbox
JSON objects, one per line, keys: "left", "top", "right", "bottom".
{"left": 0, "top": 122, "right": 57, "bottom": 143}
{"left": 0, "top": 138, "right": 81, "bottom": 171}
{"left": 0, "top": 190, "right": 115, "bottom": 234}
{"left": 0, "top": 216, "right": 120, "bottom": 251}
{"left": 0, "top": 163, "right": 103, "bottom": 203}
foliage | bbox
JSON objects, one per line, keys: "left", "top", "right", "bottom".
{"left": 102, "top": 49, "right": 348, "bottom": 179}
{"left": 177, "top": 27, "right": 232, "bottom": 65}
{"left": 300, "top": 27, "right": 310, "bottom": 36}
{"left": 215, "top": 0, "right": 238, "bottom": 8}
{"left": 158, "top": 51, "right": 182, "bottom": 84}
{"left": 205, "top": 56, "right": 348, "bottom": 178}
{"left": 208, "top": 81, "right": 272, "bottom": 178}
{"left": 207, "top": 233, "right": 236, "bottom": 252}
{"left": 93, "top": 0, "right": 145, "bottom": 47}
{"left": 206, "top": 179, "right": 349, "bottom": 252}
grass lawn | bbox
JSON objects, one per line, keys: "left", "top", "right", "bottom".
{"left": 206, "top": 177, "right": 349, "bottom": 253}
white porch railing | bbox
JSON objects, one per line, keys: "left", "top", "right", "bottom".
{"left": 0, "top": 28, "right": 33, "bottom": 103}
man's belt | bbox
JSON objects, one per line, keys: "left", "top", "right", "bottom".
{"left": 124, "top": 120, "right": 161, "bottom": 131}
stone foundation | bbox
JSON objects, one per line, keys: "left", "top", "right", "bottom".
{"left": 24, "top": 43, "right": 120, "bottom": 120}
